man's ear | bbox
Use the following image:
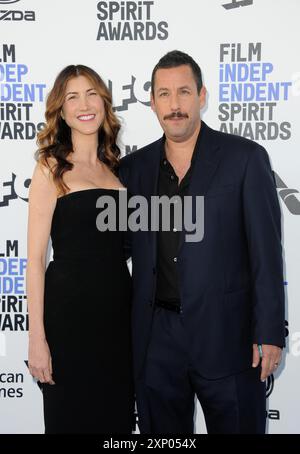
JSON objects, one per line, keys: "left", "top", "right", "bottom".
{"left": 150, "top": 93, "right": 156, "bottom": 113}
{"left": 199, "top": 86, "right": 207, "bottom": 110}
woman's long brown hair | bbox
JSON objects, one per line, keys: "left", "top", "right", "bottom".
{"left": 36, "top": 65, "right": 120, "bottom": 195}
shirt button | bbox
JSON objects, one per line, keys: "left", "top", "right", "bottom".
{"left": 173, "top": 257, "right": 177, "bottom": 263}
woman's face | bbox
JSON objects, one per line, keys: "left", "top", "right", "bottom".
{"left": 61, "top": 75, "right": 105, "bottom": 138}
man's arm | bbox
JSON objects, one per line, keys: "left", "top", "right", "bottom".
{"left": 118, "top": 156, "right": 130, "bottom": 187}
{"left": 242, "top": 145, "right": 285, "bottom": 379}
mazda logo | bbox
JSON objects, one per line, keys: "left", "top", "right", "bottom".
{"left": 0, "top": 0, "right": 20, "bottom": 4}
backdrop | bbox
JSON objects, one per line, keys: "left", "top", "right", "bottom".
{"left": 0, "top": 0, "right": 299, "bottom": 434}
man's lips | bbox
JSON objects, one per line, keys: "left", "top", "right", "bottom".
{"left": 77, "top": 114, "right": 96, "bottom": 121}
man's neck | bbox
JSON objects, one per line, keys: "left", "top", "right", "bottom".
{"left": 165, "top": 122, "right": 201, "bottom": 164}
{"left": 164, "top": 122, "right": 201, "bottom": 183}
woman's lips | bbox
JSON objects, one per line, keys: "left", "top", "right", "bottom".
{"left": 77, "top": 114, "right": 96, "bottom": 121}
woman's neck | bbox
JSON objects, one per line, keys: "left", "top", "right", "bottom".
{"left": 70, "top": 132, "right": 99, "bottom": 165}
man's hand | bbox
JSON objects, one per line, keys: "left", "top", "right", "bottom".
{"left": 252, "top": 343, "right": 282, "bottom": 382}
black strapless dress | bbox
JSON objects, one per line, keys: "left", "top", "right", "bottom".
{"left": 42, "top": 188, "right": 134, "bottom": 434}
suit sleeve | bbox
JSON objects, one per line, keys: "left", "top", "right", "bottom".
{"left": 243, "top": 145, "right": 285, "bottom": 347}
{"left": 118, "top": 157, "right": 131, "bottom": 187}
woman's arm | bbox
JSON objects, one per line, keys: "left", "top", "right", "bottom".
{"left": 26, "top": 162, "right": 57, "bottom": 384}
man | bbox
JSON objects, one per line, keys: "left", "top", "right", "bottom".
{"left": 119, "top": 50, "right": 285, "bottom": 434}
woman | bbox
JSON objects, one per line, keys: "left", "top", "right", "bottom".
{"left": 26, "top": 65, "right": 134, "bottom": 434}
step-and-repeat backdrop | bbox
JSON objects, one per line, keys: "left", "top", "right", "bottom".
{"left": 0, "top": 0, "right": 299, "bottom": 434}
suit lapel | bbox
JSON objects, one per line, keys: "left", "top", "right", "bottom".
{"left": 139, "top": 137, "right": 162, "bottom": 266}
{"left": 140, "top": 138, "right": 162, "bottom": 200}
{"left": 178, "top": 122, "right": 222, "bottom": 253}
{"left": 139, "top": 124, "right": 222, "bottom": 262}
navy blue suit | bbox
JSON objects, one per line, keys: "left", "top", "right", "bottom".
{"left": 119, "top": 122, "right": 285, "bottom": 433}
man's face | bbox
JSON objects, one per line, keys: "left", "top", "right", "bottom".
{"left": 151, "top": 65, "right": 206, "bottom": 143}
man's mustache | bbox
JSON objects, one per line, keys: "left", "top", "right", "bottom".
{"left": 163, "top": 112, "right": 189, "bottom": 120}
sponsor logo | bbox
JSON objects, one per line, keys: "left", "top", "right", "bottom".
{"left": 0, "top": 0, "right": 35, "bottom": 21}
{"left": 218, "top": 42, "right": 292, "bottom": 140}
{"left": 222, "top": 0, "right": 253, "bottom": 9}
{"left": 0, "top": 173, "right": 31, "bottom": 207}
{"left": 0, "top": 1, "right": 21, "bottom": 4}
{"left": 0, "top": 10, "right": 35, "bottom": 21}
{"left": 0, "top": 44, "right": 46, "bottom": 140}
{"left": 96, "top": 1, "right": 168, "bottom": 41}
{"left": 0, "top": 240, "right": 28, "bottom": 333}
{"left": 0, "top": 371, "right": 24, "bottom": 398}
{"left": 109, "top": 75, "right": 151, "bottom": 112}
{"left": 275, "top": 173, "right": 300, "bottom": 215}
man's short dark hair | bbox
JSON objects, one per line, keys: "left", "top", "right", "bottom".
{"left": 151, "top": 50, "right": 203, "bottom": 96}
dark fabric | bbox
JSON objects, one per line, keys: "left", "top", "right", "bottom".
{"left": 43, "top": 188, "right": 134, "bottom": 434}
{"left": 119, "top": 121, "right": 285, "bottom": 433}
{"left": 156, "top": 136, "right": 200, "bottom": 305}
{"left": 143, "top": 307, "right": 266, "bottom": 434}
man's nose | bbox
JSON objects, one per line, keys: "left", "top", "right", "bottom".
{"left": 169, "top": 94, "right": 180, "bottom": 111}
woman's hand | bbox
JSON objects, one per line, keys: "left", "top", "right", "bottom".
{"left": 28, "top": 337, "right": 55, "bottom": 385}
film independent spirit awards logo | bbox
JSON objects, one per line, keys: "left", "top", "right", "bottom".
{"left": 0, "top": 1, "right": 21, "bottom": 4}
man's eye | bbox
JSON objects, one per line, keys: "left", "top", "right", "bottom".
{"left": 159, "top": 92, "right": 168, "bottom": 97}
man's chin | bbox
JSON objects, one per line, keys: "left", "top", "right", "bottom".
{"left": 167, "top": 134, "right": 190, "bottom": 143}
{"left": 165, "top": 128, "right": 188, "bottom": 140}
{"left": 164, "top": 123, "right": 185, "bottom": 133}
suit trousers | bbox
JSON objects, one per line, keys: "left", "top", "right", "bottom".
{"left": 142, "top": 306, "right": 266, "bottom": 434}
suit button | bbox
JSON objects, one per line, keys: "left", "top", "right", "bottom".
{"left": 153, "top": 268, "right": 156, "bottom": 275}
{"left": 149, "top": 300, "right": 153, "bottom": 307}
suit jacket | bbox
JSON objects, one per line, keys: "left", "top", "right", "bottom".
{"left": 119, "top": 121, "right": 285, "bottom": 382}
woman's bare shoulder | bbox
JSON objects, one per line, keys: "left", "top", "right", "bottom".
{"left": 35, "top": 157, "right": 58, "bottom": 179}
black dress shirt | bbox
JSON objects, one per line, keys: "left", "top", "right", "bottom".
{"left": 155, "top": 137, "right": 200, "bottom": 306}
